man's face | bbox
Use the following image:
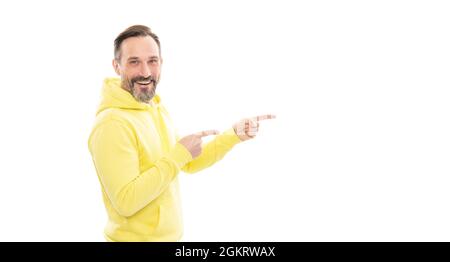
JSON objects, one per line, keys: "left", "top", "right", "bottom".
{"left": 113, "top": 36, "right": 162, "bottom": 103}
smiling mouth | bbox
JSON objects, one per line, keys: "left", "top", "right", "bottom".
{"left": 135, "top": 80, "right": 152, "bottom": 85}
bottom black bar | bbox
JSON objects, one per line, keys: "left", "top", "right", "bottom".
{"left": 0, "top": 242, "right": 448, "bottom": 260}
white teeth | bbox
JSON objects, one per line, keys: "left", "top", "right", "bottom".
{"left": 137, "top": 81, "right": 151, "bottom": 85}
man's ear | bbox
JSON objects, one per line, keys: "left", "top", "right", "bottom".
{"left": 112, "top": 59, "right": 121, "bottom": 75}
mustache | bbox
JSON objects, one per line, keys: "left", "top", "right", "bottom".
{"left": 131, "top": 76, "right": 156, "bottom": 85}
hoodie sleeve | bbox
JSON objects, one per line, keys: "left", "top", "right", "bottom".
{"left": 180, "top": 127, "right": 242, "bottom": 174}
{"left": 88, "top": 119, "right": 192, "bottom": 217}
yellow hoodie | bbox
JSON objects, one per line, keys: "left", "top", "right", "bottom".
{"left": 88, "top": 78, "right": 241, "bottom": 242}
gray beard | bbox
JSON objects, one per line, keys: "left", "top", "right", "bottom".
{"left": 123, "top": 78, "right": 157, "bottom": 103}
{"left": 130, "top": 84, "right": 156, "bottom": 103}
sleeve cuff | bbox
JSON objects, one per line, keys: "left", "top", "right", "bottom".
{"left": 222, "top": 127, "right": 243, "bottom": 146}
{"left": 167, "top": 142, "right": 193, "bottom": 169}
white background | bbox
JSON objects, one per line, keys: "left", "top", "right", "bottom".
{"left": 0, "top": 0, "right": 449, "bottom": 241}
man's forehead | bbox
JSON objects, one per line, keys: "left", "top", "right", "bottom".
{"left": 121, "top": 36, "right": 160, "bottom": 58}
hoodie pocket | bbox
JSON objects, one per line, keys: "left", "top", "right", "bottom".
{"left": 155, "top": 203, "right": 182, "bottom": 237}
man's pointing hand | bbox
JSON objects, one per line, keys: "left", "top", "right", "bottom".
{"left": 233, "top": 114, "right": 276, "bottom": 142}
{"left": 178, "top": 130, "right": 220, "bottom": 158}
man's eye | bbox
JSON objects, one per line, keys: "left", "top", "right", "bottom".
{"left": 149, "top": 60, "right": 158, "bottom": 64}
{"left": 130, "top": 61, "right": 138, "bottom": 65}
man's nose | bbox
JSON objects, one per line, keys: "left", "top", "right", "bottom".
{"left": 139, "top": 64, "right": 152, "bottom": 78}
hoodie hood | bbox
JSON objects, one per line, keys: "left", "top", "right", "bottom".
{"left": 97, "top": 77, "right": 161, "bottom": 115}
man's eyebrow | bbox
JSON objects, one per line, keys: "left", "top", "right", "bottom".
{"left": 127, "top": 56, "right": 159, "bottom": 61}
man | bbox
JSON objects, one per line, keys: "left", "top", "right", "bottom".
{"left": 88, "top": 25, "right": 275, "bottom": 242}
